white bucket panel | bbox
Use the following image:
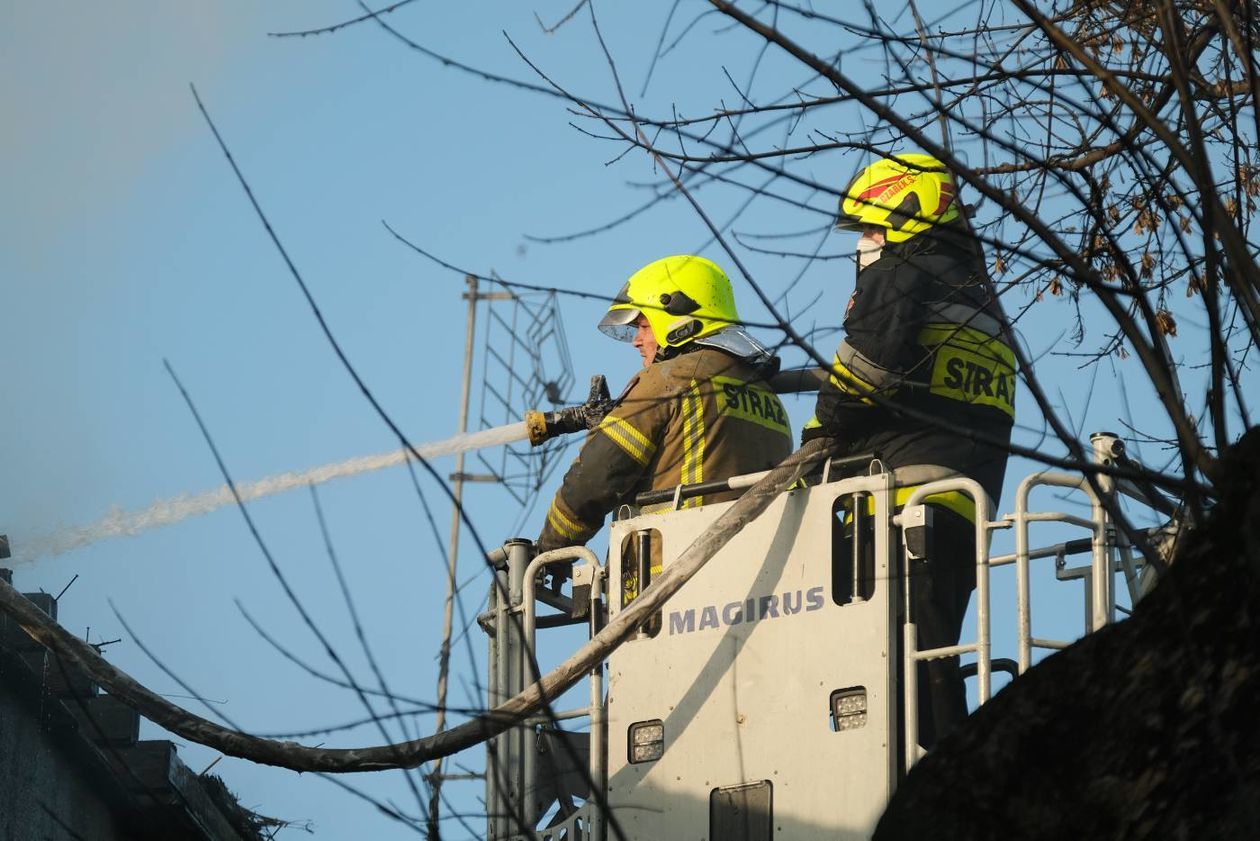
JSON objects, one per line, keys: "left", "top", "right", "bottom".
{"left": 605, "top": 477, "right": 898, "bottom": 840}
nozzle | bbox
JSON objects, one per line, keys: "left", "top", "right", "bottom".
{"left": 524, "top": 374, "right": 614, "bottom": 447}
{"left": 525, "top": 410, "right": 550, "bottom": 446}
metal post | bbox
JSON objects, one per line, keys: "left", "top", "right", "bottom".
{"left": 902, "top": 618, "right": 919, "bottom": 769}
{"left": 1089, "top": 433, "right": 1118, "bottom": 630}
{"left": 635, "top": 530, "right": 651, "bottom": 639}
{"left": 588, "top": 566, "right": 607, "bottom": 841}
{"left": 898, "top": 485, "right": 920, "bottom": 771}
{"left": 1089, "top": 493, "right": 1111, "bottom": 632}
{"left": 873, "top": 478, "right": 900, "bottom": 795}
{"left": 486, "top": 573, "right": 505, "bottom": 841}
{"left": 1015, "top": 476, "right": 1033, "bottom": 673}
{"left": 851, "top": 495, "right": 866, "bottom": 603}
{"left": 973, "top": 493, "right": 992, "bottom": 703}
{"left": 504, "top": 539, "right": 531, "bottom": 837}
{"left": 430, "top": 276, "right": 480, "bottom": 838}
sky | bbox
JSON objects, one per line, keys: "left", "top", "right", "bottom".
{"left": 1, "top": 3, "right": 1184, "bottom": 838}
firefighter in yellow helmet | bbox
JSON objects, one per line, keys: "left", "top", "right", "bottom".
{"left": 804, "top": 153, "right": 1017, "bottom": 748}
{"left": 536, "top": 255, "right": 793, "bottom": 554}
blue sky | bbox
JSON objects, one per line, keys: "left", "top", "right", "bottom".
{"left": 1, "top": 3, "right": 1190, "bottom": 837}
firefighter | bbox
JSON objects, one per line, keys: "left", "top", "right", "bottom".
{"left": 535, "top": 255, "right": 794, "bottom": 556}
{"left": 803, "top": 153, "right": 1016, "bottom": 749}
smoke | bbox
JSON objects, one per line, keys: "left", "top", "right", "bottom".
{"left": 13, "top": 423, "right": 529, "bottom": 563}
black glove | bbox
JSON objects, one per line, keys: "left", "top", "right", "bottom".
{"left": 527, "top": 374, "right": 614, "bottom": 445}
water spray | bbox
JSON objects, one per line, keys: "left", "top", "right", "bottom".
{"left": 14, "top": 422, "right": 531, "bottom": 563}
{"left": 11, "top": 365, "right": 827, "bottom": 563}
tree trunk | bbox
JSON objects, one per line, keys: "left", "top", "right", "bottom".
{"left": 876, "top": 428, "right": 1260, "bottom": 840}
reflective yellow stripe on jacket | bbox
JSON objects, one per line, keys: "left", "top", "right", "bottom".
{"left": 680, "top": 379, "right": 706, "bottom": 508}
{"left": 546, "top": 499, "right": 585, "bottom": 541}
{"left": 918, "top": 323, "right": 1016, "bottom": 419}
{"left": 827, "top": 351, "right": 878, "bottom": 404}
{"left": 597, "top": 414, "right": 657, "bottom": 466}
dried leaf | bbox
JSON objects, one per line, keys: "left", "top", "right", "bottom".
{"left": 1155, "top": 309, "right": 1177, "bottom": 338}
{"left": 1240, "top": 165, "right": 1260, "bottom": 198}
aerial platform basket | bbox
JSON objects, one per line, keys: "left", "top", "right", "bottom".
{"left": 480, "top": 433, "right": 1170, "bottom": 840}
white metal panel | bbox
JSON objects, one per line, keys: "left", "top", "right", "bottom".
{"left": 605, "top": 477, "right": 897, "bottom": 840}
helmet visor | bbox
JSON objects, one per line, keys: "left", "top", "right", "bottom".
{"left": 597, "top": 288, "right": 641, "bottom": 341}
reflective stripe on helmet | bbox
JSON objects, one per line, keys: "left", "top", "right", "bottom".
{"left": 838, "top": 153, "right": 961, "bottom": 243}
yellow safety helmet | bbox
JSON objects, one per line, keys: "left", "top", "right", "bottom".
{"left": 598, "top": 255, "right": 740, "bottom": 348}
{"left": 837, "top": 153, "right": 960, "bottom": 243}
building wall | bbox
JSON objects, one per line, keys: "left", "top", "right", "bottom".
{"left": 0, "top": 658, "right": 130, "bottom": 841}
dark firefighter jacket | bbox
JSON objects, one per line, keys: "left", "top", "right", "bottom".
{"left": 537, "top": 346, "right": 794, "bottom": 552}
{"left": 804, "top": 226, "right": 1016, "bottom": 517}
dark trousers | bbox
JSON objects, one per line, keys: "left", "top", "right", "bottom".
{"left": 835, "top": 502, "right": 976, "bottom": 752}
{"left": 905, "top": 506, "right": 977, "bottom": 749}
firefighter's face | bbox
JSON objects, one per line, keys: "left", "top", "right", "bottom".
{"left": 631, "top": 315, "right": 659, "bottom": 367}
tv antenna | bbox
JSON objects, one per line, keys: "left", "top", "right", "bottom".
{"left": 429, "top": 274, "right": 575, "bottom": 831}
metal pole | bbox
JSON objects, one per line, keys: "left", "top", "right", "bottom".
{"left": 1089, "top": 433, "right": 1117, "bottom": 632}
{"left": 589, "top": 565, "right": 607, "bottom": 841}
{"left": 486, "top": 574, "right": 504, "bottom": 841}
{"left": 429, "top": 275, "right": 479, "bottom": 839}
{"left": 1015, "top": 476, "right": 1034, "bottom": 673}
{"left": 505, "top": 539, "right": 531, "bottom": 836}
{"left": 635, "top": 530, "right": 652, "bottom": 639}
{"left": 973, "top": 493, "right": 992, "bottom": 703}
{"left": 1090, "top": 492, "right": 1111, "bottom": 632}
{"left": 852, "top": 495, "right": 866, "bottom": 603}
{"left": 897, "top": 484, "right": 920, "bottom": 770}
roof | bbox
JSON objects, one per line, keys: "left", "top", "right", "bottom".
{"left": 0, "top": 566, "right": 270, "bottom": 841}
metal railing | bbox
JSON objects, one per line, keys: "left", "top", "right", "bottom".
{"left": 1006, "top": 471, "right": 1112, "bottom": 673}
{"left": 485, "top": 541, "right": 606, "bottom": 841}
{"left": 892, "top": 442, "right": 1164, "bottom": 767}
{"left": 895, "top": 477, "right": 995, "bottom": 767}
